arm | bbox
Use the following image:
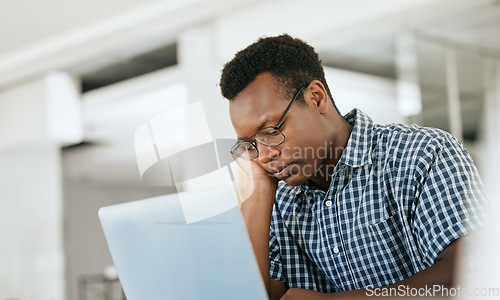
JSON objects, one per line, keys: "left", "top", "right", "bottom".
{"left": 282, "top": 235, "right": 463, "bottom": 299}
{"left": 234, "top": 159, "right": 286, "bottom": 299}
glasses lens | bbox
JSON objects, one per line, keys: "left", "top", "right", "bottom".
{"left": 231, "top": 141, "right": 258, "bottom": 160}
{"left": 255, "top": 127, "right": 285, "bottom": 146}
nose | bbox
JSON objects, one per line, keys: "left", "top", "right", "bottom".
{"left": 257, "top": 143, "right": 280, "bottom": 164}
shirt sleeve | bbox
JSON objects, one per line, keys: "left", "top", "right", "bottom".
{"left": 411, "top": 132, "right": 490, "bottom": 266}
{"left": 269, "top": 221, "right": 285, "bottom": 282}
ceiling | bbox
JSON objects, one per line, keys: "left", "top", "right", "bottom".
{"left": 316, "top": 0, "right": 500, "bottom": 77}
{"left": 0, "top": 0, "right": 166, "bottom": 56}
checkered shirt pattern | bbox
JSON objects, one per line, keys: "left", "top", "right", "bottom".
{"left": 269, "top": 109, "right": 489, "bottom": 292}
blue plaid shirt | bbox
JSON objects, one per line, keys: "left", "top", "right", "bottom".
{"left": 269, "top": 109, "right": 489, "bottom": 292}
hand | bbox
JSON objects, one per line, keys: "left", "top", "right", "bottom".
{"left": 234, "top": 156, "right": 272, "bottom": 181}
{"left": 232, "top": 157, "right": 277, "bottom": 204}
{"left": 281, "top": 288, "right": 328, "bottom": 300}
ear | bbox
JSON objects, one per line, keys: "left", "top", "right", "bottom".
{"left": 306, "top": 80, "right": 329, "bottom": 114}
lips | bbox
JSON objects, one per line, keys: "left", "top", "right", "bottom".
{"left": 273, "top": 164, "right": 293, "bottom": 179}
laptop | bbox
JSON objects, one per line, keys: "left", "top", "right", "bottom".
{"left": 98, "top": 185, "right": 268, "bottom": 300}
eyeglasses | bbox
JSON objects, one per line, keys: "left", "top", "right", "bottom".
{"left": 230, "top": 83, "right": 308, "bottom": 160}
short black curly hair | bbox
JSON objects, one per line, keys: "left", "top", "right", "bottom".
{"left": 219, "top": 34, "right": 334, "bottom": 105}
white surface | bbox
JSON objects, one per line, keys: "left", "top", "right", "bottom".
{"left": 0, "top": 78, "right": 46, "bottom": 149}
{"left": 46, "top": 72, "right": 84, "bottom": 145}
{"left": 0, "top": 72, "right": 82, "bottom": 149}
{"left": 0, "top": 142, "right": 65, "bottom": 300}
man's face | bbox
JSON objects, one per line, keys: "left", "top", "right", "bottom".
{"left": 229, "top": 73, "right": 334, "bottom": 186}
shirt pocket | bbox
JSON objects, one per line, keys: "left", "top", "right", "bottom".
{"left": 349, "top": 213, "right": 409, "bottom": 287}
{"left": 354, "top": 196, "right": 392, "bottom": 229}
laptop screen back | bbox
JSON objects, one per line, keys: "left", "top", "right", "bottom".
{"left": 99, "top": 186, "right": 268, "bottom": 300}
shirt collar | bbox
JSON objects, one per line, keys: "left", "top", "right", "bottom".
{"left": 338, "top": 108, "right": 374, "bottom": 168}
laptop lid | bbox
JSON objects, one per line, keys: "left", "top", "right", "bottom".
{"left": 98, "top": 185, "right": 268, "bottom": 300}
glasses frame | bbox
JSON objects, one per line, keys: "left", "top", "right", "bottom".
{"left": 230, "top": 83, "right": 309, "bottom": 160}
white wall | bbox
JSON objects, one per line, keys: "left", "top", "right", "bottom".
{"left": 325, "top": 67, "right": 403, "bottom": 124}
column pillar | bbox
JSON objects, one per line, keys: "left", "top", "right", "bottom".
{"left": 395, "top": 31, "right": 423, "bottom": 122}
{"left": 177, "top": 23, "right": 234, "bottom": 139}
{"left": 444, "top": 44, "right": 463, "bottom": 141}
{"left": 0, "top": 72, "right": 82, "bottom": 299}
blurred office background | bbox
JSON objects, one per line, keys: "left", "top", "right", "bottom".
{"left": 1, "top": 0, "right": 499, "bottom": 299}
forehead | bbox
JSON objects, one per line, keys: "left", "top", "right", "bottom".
{"left": 229, "top": 73, "right": 286, "bottom": 138}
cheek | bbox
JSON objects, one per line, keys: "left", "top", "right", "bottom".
{"left": 295, "top": 136, "right": 331, "bottom": 162}
{"left": 279, "top": 113, "right": 327, "bottom": 159}
{"left": 279, "top": 138, "right": 322, "bottom": 161}
{"left": 296, "top": 120, "right": 330, "bottom": 159}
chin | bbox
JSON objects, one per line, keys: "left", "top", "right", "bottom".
{"left": 281, "top": 174, "right": 309, "bottom": 186}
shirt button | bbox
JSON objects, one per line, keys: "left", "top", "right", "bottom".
{"left": 333, "top": 247, "right": 340, "bottom": 254}
{"left": 325, "top": 200, "right": 332, "bottom": 207}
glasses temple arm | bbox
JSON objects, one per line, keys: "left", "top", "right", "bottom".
{"left": 275, "top": 85, "right": 306, "bottom": 128}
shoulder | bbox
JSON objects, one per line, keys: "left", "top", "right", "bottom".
{"left": 373, "top": 123, "right": 463, "bottom": 155}
{"left": 371, "top": 123, "right": 468, "bottom": 173}
{"left": 373, "top": 123, "right": 451, "bottom": 148}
